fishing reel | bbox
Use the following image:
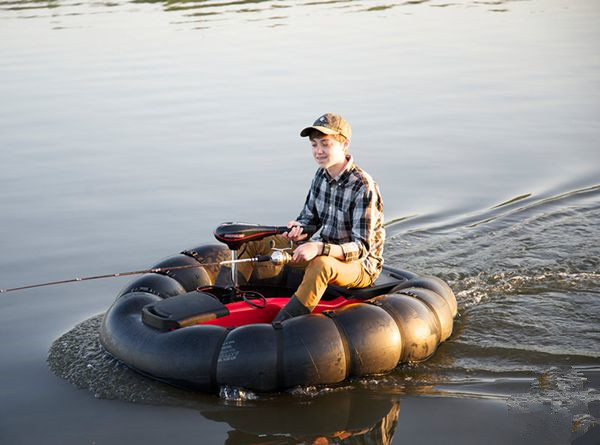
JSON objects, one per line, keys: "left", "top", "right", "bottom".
{"left": 269, "top": 249, "right": 293, "bottom": 266}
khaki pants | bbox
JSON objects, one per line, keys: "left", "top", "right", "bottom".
{"left": 237, "top": 235, "right": 373, "bottom": 311}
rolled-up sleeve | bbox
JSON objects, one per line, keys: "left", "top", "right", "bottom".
{"left": 339, "top": 241, "right": 363, "bottom": 262}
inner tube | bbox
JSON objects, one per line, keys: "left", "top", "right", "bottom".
{"left": 99, "top": 243, "right": 457, "bottom": 392}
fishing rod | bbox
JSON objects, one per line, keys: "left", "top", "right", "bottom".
{"left": 1, "top": 222, "right": 312, "bottom": 294}
{"left": 0, "top": 251, "right": 294, "bottom": 294}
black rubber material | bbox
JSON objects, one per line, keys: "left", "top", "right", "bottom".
{"left": 322, "top": 311, "right": 352, "bottom": 380}
{"left": 100, "top": 292, "right": 229, "bottom": 391}
{"left": 100, "top": 243, "right": 457, "bottom": 392}
{"left": 181, "top": 244, "right": 229, "bottom": 283}
{"left": 152, "top": 254, "right": 212, "bottom": 292}
{"left": 397, "top": 286, "right": 454, "bottom": 342}
{"left": 280, "top": 315, "right": 347, "bottom": 388}
{"left": 331, "top": 303, "right": 401, "bottom": 377}
{"left": 117, "top": 273, "right": 186, "bottom": 300}
{"left": 392, "top": 276, "right": 458, "bottom": 317}
{"left": 371, "top": 294, "right": 441, "bottom": 362}
{"left": 216, "top": 324, "right": 279, "bottom": 391}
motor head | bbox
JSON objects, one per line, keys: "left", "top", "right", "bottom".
{"left": 214, "top": 222, "right": 317, "bottom": 250}
{"left": 214, "top": 222, "right": 282, "bottom": 250}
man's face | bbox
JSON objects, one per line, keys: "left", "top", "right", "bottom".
{"left": 310, "top": 135, "right": 348, "bottom": 170}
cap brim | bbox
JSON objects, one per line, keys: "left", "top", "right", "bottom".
{"left": 300, "top": 125, "right": 340, "bottom": 137}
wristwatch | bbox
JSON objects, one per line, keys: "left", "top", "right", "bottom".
{"left": 321, "top": 243, "right": 331, "bottom": 256}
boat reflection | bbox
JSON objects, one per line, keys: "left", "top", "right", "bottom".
{"left": 202, "top": 389, "right": 400, "bottom": 445}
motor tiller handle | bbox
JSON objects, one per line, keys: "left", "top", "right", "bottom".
{"left": 215, "top": 223, "right": 318, "bottom": 250}
{"left": 275, "top": 225, "right": 317, "bottom": 238}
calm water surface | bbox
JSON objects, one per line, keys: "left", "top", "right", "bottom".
{"left": 1, "top": 0, "right": 599, "bottom": 443}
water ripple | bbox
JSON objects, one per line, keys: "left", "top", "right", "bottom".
{"left": 0, "top": 0, "right": 530, "bottom": 27}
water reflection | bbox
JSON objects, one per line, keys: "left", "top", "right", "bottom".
{"left": 0, "top": 0, "right": 523, "bottom": 26}
{"left": 206, "top": 391, "right": 400, "bottom": 444}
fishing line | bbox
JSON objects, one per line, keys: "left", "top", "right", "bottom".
{"left": 0, "top": 256, "right": 271, "bottom": 294}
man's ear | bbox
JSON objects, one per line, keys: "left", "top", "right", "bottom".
{"left": 343, "top": 139, "right": 350, "bottom": 152}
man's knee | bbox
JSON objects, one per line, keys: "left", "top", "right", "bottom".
{"left": 305, "top": 255, "right": 338, "bottom": 278}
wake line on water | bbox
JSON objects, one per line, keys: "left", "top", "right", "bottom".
{"left": 455, "top": 270, "right": 600, "bottom": 308}
{"left": 385, "top": 182, "right": 600, "bottom": 238}
{"left": 451, "top": 341, "right": 600, "bottom": 362}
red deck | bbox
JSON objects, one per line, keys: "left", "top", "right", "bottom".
{"left": 202, "top": 297, "right": 360, "bottom": 327}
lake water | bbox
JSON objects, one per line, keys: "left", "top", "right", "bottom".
{"left": 1, "top": 0, "right": 599, "bottom": 443}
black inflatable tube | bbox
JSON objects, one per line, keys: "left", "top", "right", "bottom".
{"left": 371, "top": 294, "right": 441, "bottom": 362}
{"left": 327, "top": 303, "right": 401, "bottom": 377}
{"left": 181, "top": 244, "right": 230, "bottom": 283}
{"left": 100, "top": 291, "right": 228, "bottom": 391}
{"left": 396, "top": 286, "right": 454, "bottom": 342}
{"left": 215, "top": 324, "right": 279, "bottom": 391}
{"left": 117, "top": 273, "right": 186, "bottom": 300}
{"left": 392, "top": 276, "right": 458, "bottom": 317}
{"left": 151, "top": 254, "right": 212, "bottom": 292}
{"left": 100, "top": 243, "right": 457, "bottom": 391}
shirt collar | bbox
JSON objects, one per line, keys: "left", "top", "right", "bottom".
{"left": 324, "top": 155, "right": 354, "bottom": 184}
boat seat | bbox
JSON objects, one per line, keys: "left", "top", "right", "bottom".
{"left": 324, "top": 270, "right": 403, "bottom": 300}
{"left": 282, "top": 265, "right": 412, "bottom": 300}
{"left": 318, "top": 267, "right": 406, "bottom": 300}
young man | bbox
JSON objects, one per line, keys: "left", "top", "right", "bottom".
{"left": 240, "top": 113, "right": 385, "bottom": 322}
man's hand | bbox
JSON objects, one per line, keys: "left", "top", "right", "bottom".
{"left": 282, "top": 220, "right": 309, "bottom": 242}
{"left": 292, "top": 242, "right": 322, "bottom": 263}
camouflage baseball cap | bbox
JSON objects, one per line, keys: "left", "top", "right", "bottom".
{"left": 300, "top": 113, "right": 352, "bottom": 140}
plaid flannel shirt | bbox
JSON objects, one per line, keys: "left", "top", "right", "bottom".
{"left": 296, "top": 156, "right": 385, "bottom": 279}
